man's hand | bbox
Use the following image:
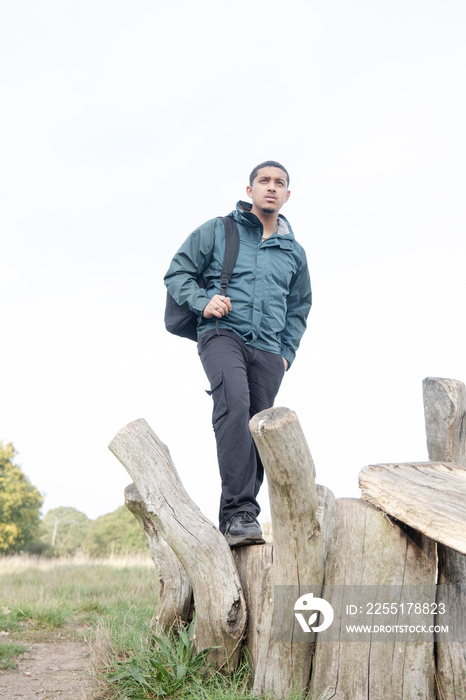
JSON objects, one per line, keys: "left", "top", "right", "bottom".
{"left": 203, "top": 294, "right": 232, "bottom": 319}
{"left": 282, "top": 357, "right": 289, "bottom": 371}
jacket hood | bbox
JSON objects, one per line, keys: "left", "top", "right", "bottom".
{"left": 233, "top": 201, "right": 294, "bottom": 239}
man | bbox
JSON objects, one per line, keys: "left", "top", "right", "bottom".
{"left": 164, "top": 161, "right": 312, "bottom": 547}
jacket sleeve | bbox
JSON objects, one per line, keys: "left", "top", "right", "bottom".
{"left": 280, "top": 251, "right": 312, "bottom": 369}
{"left": 164, "top": 219, "right": 217, "bottom": 315}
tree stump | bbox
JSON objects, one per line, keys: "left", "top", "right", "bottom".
{"left": 109, "top": 419, "right": 247, "bottom": 668}
{"left": 124, "top": 483, "right": 192, "bottom": 632}
{"left": 309, "top": 498, "right": 437, "bottom": 700}
{"left": 249, "top": 407, "right": 324, "bottom": 698}
{"left": 233, "top": 544, "right": 273, "bottom": 672}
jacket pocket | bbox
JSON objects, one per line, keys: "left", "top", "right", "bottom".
{"left": 205, "top": 371, "right": 229, "bottom": 425}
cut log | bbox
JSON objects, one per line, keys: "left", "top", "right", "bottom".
{"left": 124, "top": 483, "right": 192, "bottom": 632}
{"left": 109, "top": 419, "right": 247, "bottom": 668}
{"left": 359, "top": 461, "right": 466, "bottom": 555}
{"left": 233, "top": 544, "right": 273, "bottom": 672}
{"left": 233, "top": 486, "right": 334, "bottom": 678}
{"left": 309, "top": 498, "right": 437, "bottom": 700}
{"left": 423, "top": 377, "right": 466, "bottom": 700}
{"left": 249, "top": 407, "right": 324, "bottom": 699}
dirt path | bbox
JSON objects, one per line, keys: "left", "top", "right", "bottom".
{"left": 0, "top": 640, "right": 91, "bottom": 699}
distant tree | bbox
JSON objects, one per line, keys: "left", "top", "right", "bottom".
{"left": 83, "top": 505, "right": 148, "bottom": 558}
{"left": 0, "top": 442, "right": 43, "bottom": 554}
{"left": 40, "top": 506, "right": 91, "bottom": 556}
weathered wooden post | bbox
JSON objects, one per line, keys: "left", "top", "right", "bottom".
{"left": 423, "top": 377, "right": 466, "bottom": 699}
{"left": 109, "top": 419, "right": 247, "bottom": 668}
{"left": 124, "top": 483, "right": 192, "bottom": 632}
{"left": 249, "top": 407, "right": 324, "bottom": 697}
{"left": 309, "top": 496, "right": 437, "bottom": 699}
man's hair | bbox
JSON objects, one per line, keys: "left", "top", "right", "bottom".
{"left": 249, "top": 161, "right": 290, "bottom": 187}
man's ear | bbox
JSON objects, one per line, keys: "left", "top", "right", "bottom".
{"left": 246, "top": 185, "right": 253, "bottom": 199}
{"left": 285, "top": 189, "right": 291, "bottom": 203}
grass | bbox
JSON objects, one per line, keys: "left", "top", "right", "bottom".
{"left": 88, "top": 604, "right": 270, "bottom": 699}
{"left": 0, "top": 553, "right": 308, "bottom": 699}
{"left": 91, "top": 618, "right": 272, "bottom": 700}
{"left": 0, "top": 552, "right": 156, "bottom": 674}
{"left": 0, "top": 639, "right": 29, "bottom": 670}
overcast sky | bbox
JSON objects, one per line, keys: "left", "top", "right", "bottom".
{"left": 1, "top": 0, "right": 465, "bottom": 527}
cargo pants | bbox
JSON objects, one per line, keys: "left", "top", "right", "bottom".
{"left": 198, "top": 328, "right": 285, "bottom": 533}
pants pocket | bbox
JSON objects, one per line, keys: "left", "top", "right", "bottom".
{"left": 205, "top": 370, "right": 229, "bottom": 425}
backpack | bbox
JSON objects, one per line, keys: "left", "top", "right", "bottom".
{"left": 164, "top": 215, "right": 240, "bottom": 341}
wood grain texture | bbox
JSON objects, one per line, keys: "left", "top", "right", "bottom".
{"left": 233, "top": 544, "right": 273, "bottom": 673}
{"left": 249, "top": 407, "right": 324, "bottom": 698}
{"left": 124, "top": 483, "right": 192, "bottom": 632}
{"left": 109, "top": 418, "right": 247, "bottom": 668}
{"left": 359, "top": 461, "right": 466, "bottom": 554}
{"left": 423, "top": 377, "right": 466, "bottom": 467}
{"left": 309, "top": 498, "right": 436, "bottom": 700}
{"left": 423, "top": 377, "right": 466, "bottom": 700}
{"left": 316, "top": 483, "right": 336, "bottom": 564}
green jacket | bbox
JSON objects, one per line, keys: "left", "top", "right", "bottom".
{"left": 164, "top": 201, "right": 312, "bottom": 367}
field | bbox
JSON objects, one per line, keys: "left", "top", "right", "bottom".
{"left": 0, "top": 553, "right": 270, "bottom": 699}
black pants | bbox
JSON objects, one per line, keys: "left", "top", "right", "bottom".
{"left": 198, "top": 329, "right": 285, "bottom": 532}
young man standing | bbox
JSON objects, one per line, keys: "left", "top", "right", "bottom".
{"left": 164, "top": 161, "right": 312, "bottom": 547}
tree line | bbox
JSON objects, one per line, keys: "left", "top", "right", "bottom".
{"left": 0, "top": 441, "right": 147, "bottom": 557}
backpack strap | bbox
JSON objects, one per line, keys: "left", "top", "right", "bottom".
{"left": 216, "top": 215, "right": 240, "bottom": 334}
{"left": 219, "top": 215, "right": 240, "bottom": 296}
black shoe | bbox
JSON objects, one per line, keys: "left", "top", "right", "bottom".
{"left": 224, "top": 512, "right": 266, "bottom": 548}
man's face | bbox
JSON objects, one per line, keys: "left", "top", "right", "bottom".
{"left": 246, "top": 166, "right": 291, "bottom": 215}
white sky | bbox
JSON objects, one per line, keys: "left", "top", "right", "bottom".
{"left": 1, "top": 0, "right": 465, "bottom": 526}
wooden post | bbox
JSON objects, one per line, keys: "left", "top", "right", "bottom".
{"left": 309, "top": 498, "right": 437, "bottom": 700}
{"left": 124, "top": 483, "right": 192, "bottom": 632}
{"left": 423, "top": 377, "right": 466, "bottom": 700}
{"left": 109, "top": 419, "right": 247, "bottom": 668}
{"left": 233, "top": 545, "right": 273, "bottom": 672}
{"left": 249, "top": 407, "right": 324, "bottom": 699}
{"left": 423, "top": 377, "right": 466, "bottom": 466}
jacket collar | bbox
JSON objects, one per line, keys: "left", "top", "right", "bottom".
{"left": 234, "top": 201, "right": 294, "bottom": 239}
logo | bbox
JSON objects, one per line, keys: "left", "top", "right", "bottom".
{"left": 294, "top": 592, "right": 334, "bottom": 633}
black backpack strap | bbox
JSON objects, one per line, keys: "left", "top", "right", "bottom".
{"left": 216, "top": 215, "right": 240, "bottom": 334}
{"left": 219, "top": 215, "right": 240, "bottom": 296}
